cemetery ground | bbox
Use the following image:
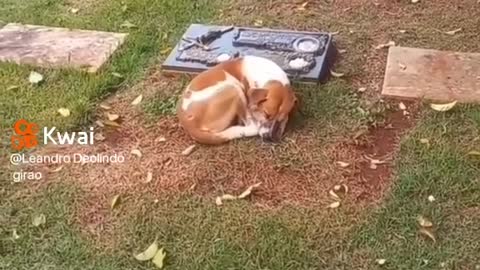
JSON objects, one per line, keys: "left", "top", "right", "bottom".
{"left": 1, "top": 0, "right": 479, "bottom": 269}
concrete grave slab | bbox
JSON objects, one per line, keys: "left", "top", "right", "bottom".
{"left": 382, "top": 46, "right": 480, "bottom": 103}
{"left": 0, "top": 23, "right": 128, "bottom": 72}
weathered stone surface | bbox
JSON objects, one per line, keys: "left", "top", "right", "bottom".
{"left": 0, "top": 23, "right": 128, "bottom": 72}
{"left": 382, "top": 46, "right": 480, "bottom": 103}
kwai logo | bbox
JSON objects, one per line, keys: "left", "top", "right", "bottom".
{"left": 11, "top": 119, "right": 95, "bottom": 150}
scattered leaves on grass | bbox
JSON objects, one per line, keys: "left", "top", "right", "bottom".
{"left": 110, "top": 195, "right": 120, "bottom": 209}
{"left": 28, "top": 71, "right": 43, "bottom": 84}
{"left": 417, "top": 216, "right": 434, "bottom": 228}
{"left": 376, "top": 259, "right": 387, "bottom": 265}
{"left": 121, "top": 21, "right": 137, "bottom": 29}
{"left": 326, "top": 201, "right": 341, "bottom": 209}
{"left": 329, "top": 190, "right": 340, "bottom": 200}
{"left": 107, "top": 112, "right": 120, "bottom": 121}
{"left": 333, "top": 184, "right": 349, "bottom": 194}
{"left": 297, "top": 1, "right": 309, "bottom": 10}
{"left": 146, "top": 172, "right": 153, "bottom": 183}
{"left": 100, "top": 104, "right": 112, "bottom": 110}
{"left": 238, "top": 182, "right": 262, "bottom": 199}
{"left": 419, "top": 228, "right": 436, "bottom": 242}
{"left": 430, "top": 101, "right": 457, "bottom": 112}
{"left": 375, "top": 41, "right": 396, "bottom": 50}
{"left": 399, "top": 102, "right": 407, "bottom": 110}
{"left": 467, "top": 150, "right": 480, "bottom": 156}
{"left": 95, "top": 120, "right": 105, "bottom": 127}
{"left": 216, "top": 183, "right": 262, "bottom": 205}
{"left": 7, "top": 85, "right": 19, "bottom": 91}
{"left": 181, "top": 145, "right": 196, "bottom": 156}
{"left": 32, "top": 214, "right": 46, "bottom": 227}
{"left": 69, "top": 7, "right": 79, "bottom": 14}
{"left": 134, "top": 241, "right": 158, "bottom": 261}
{"left": 428, "top": 195, "right": 436, "bottom": 202}
{"left": 57, "top": 108, "right": 70, "bottom": 117}
{"left": 12, "top": 229, "right": 20, "bottom": 240}
{"left": 445, "top": 28, "right": 462, "bottom": 35}
{"left": 358, "top": 87, "right": 366, "bottom": 92}
{"left": 112, "top": 72, "right": 123, "bottom": 78}
{"left": 155, "top": 136, "right": 167, "bottom": 143}
{"left": 336, "top": 161, "right": 350, "bottom": 168}
{"left": 152, "top": 248, "right": 167, "bottom": 269}
{"left": 330, "top": 70, "right": 345, "bottom": 78}
{"left": 254, "top": 20, "right": 263, "bottom": 26}
{"left": 94, "top": 133, "right": 105, "bottom": 141}
{"left": 131, "top": 94, "right": 143, "bottom": 106}
{"left": 131, "top": 149, "right": 142, "bottom": 158}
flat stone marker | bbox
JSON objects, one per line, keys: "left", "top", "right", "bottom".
{"left": 0, "top": 23, "right": 128, "bottom": 72}
{"left": 382, "top": 46, "right": 480, "bottom": 103}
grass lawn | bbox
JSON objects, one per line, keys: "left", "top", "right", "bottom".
{"left": 1, "top": 0, "right": 479, "bottom": 269}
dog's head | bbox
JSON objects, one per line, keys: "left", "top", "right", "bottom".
{"left": 247, "top": 81, "right": 298, "bottom": 142}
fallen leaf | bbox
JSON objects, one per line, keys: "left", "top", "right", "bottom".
{"left": 254, "top": 19, "right": 263, "bottom": 26}
{"left": 160, "top": 47, "right": 171, "bottom": 55}
{"left": 112, "top": 72, "right": 123, "bottom": 78}
{"left": 7, "top": 85, "right": 19, "bottom": 91}
{"left": 376, "top": 259, "right": 387, "bottom": 265}
{"left": 57, "top": 108, "right": 70, "bottom": 117}
{"left": 155, "top": 136, "right": 166, "bottom": 143}
{"left": 134, "top": 241, "right": 158, "bottom": 261}
{"left": 428, "top": 195, "right": 436, "bottom": 202}
{"left": 131, "top": 94, "right": 143, "bottom": 106}
{"left": 338, "top": 49, "right": 347, "bottom": 54}
{"left": 12, "top": 229, "right": 20, "bottom": 240}
{"left": 111, "top": 194, "right": 120, "bottom": 209}
{"left": 29, "top": 71, "right": 44, "bottom": 84}
{"left": 419, "top": 228, "right": 436, "bottom": 242}
{"left": 330, "top": 70, "right": 345, "bottom": 77}
{"left": 107, "top": 112, "right": 120, "bottom": 121}
{"left": 342, "top": 184, "right": 349, "bottom": 194}
{"left": 430, "top": 101, "right": 458, "bottom": 112}
{"left": 238, "top": 182, "right": 262, "bottom": 199}
{"left": 297, "top": 1, "right": 309, "bottom": 10}
{"left": 358, "top": 87, "right": 367, "bottom": 92}
{"left": 330, "top": 31, "right": 340, "bottom": 36}
{"left": 152, "top": 248, "right": 167, "bottom": 269}
{"left": 215, "top": 194, "right": 237, "bottom": 206}
{"left": 329, "top": 189, "right": 340, "bottom": 199}
{"left": 327, "top": 201, "right": 341, "bottom": 209}
{"left": 32, "top": 213, "right": 46, "bottom": 227}
{"left": 411, "top": 0, "right": 420, "bottom": 3}
{"left": 399, "top": 102, "right": 407, "bottom": 110}
{"left": 181, "top": 145, "right": 196, "bottom": 156}
{"left": 336, "top": 161, "right": 350, "bottom": 168}
{"left": 370, "top": 163, "right": 378, "bottom": 169}
{"left": 69, "top": 7, "right": 79, "bottom": 14}
{"left": 95, "top": 120, "right": 105, "bottom": 127}
{"left": 146, "top": 172, "right": 153, "bottom": 183}
{"left": 131, "top": 149, "right": 142, "bottom": 158}
{"left": 154, "top": 199, "right": 159, "bottom": 203}
{"left": 417, "top": 216, "right": 434, "bottom": 228}
{"left": 100, "top": 104, "right": 112, "bottom": 110}
{"left": 121, "top": 21, "right": 137, "bottom": 29}
{"left": 94, "top": 133, "right": 105, "bottom": 141}
{"left": 445, "top": 28, "right": 462, "bottom": 35}
{"left": 467, "top": 150, "right": 480, "bottom": 156}
{"left": 420, "top": 138, "right": 430, "bottom": 144}
{"left": 49, "top": 166, "right": 64, "bottom": 172}
{"left": 215, "top": 196, "right": 223, "bottom": 206}
{"left": 121, "top": 4, "right": 128, "bottom": 12}
{"left": 398, "top": 63, "right": 407, "bottom": 70}
{"left": 104, "top": 120, "right": 121, "bottom": 127}
{"left": 375, "top": 41, "right": 396, "bottom": 50}
{"left": 399, "top": 29, "right": 407, "bottom": 33}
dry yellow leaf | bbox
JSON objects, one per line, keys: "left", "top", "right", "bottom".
{"left": 467, "top": 150, "right": 480, "bottom": 156}
{"left": 399, "top": 102, "right": 407, "bottom": 110}
{"left": 107, "top": 112, "right": 120, "bottom": 121}
{"left": 134, "top": 241, "right": 158, "bottom": 261}
{"left": 417, "top": 216, "right": 433, "bottom": 228}
{"left": 58, "top": 108, "right": 70, "bottom": 117}
{"left": 131, "top": 94, "right": 143, "bottom": 106}
{"left": 445, "top": 28, "right": 462, "bottom": 35}
{"left": 110, "top": 194, "right": 120, "bottom": 209}
{"left": 336, "top": 161, "right": 350, "bottom": 168}
{"left": 330, "top": 70, "right": 345, "bottom": 78}
{"left": 181, "top": 145, "right": 196, "bottom": 156}
{"left": 329, "top": 190, "right": 340, "bottom": 199}
{"left": 131, "top": 149, "right": 142, "bottom": 158}
{"left": 419, "top": 228, "right": 436, "bottom": 242}
{"left": 104, "top": 120, "right": 121, "bottom": 127}
{"left": 94, "top": 133, "right": 105, "bottom": 141}
{"left": 327, "top": 201, "right": 341, "bottom": 209}
{"left": 152, "top": 248, "right": 167, "bottom": 269}
{"left": 238, "top": 182, "right": 262, "bottom": 199}
{"left": 430, "top": 101, "right": 458, "bottom": 112}
{"left": 375, "top": 41, "right": 396, "bottom": 50}
{"left": 146, "top": 172, "right": 153, "bottom": 183}
{"left": 100, "top": 104, "right": 112, "bottom": 110}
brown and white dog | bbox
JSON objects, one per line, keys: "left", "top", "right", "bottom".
{"left": 177, "top": 55, "right": 298, "bottom": 145}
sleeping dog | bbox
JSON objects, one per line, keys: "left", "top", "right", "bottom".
{"left": 177, "top": 55, "right": 298, "bottom": 145}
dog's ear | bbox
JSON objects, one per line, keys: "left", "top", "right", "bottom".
{"left": 248, "top": 88, "right": 268, "bottom": 106}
